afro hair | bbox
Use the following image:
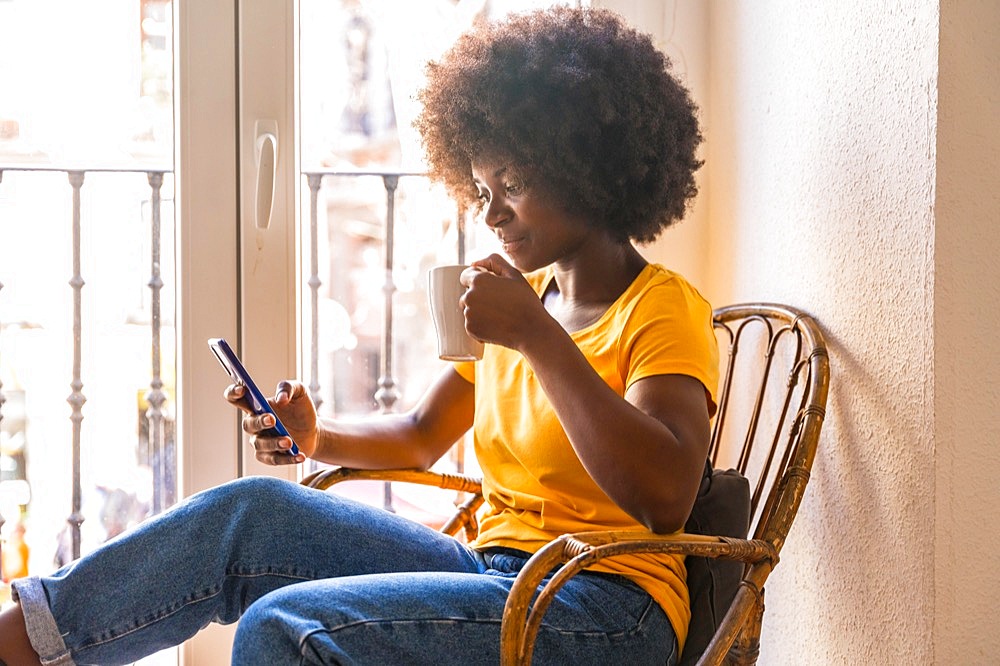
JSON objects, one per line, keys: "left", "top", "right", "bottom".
{"left": 414, "top": 6, "right": 703, "bottom": 244}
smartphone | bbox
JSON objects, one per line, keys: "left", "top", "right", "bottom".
{"left": 207, "top": 337, "right": 300, "bottom": 456}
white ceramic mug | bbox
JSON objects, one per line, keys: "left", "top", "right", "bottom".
{"left": 428, "top": 265, "right": 485, "bottom": 361}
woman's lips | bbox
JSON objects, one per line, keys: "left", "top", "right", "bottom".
{"left": 499, "top": 236, "right": 525, "bottom": 254}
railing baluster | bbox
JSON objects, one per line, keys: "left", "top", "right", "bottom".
{"left": 375, "top": 175, "right": 401, "bottom": 512}
{"left": 145, "top": 171, "right": 171, "bottom": 513}
{"left": 67, "top": 170, "right": 86, "bottom": 561}
{"left": 374, "top": 174, "right": 401, "bottom": 415}
{"left": 453, "top": 203, "right": 467, "bottom": 479}
{"left": 457, "top": 202, "right": 467, "bottom": 266}
{"left": 307, "top": 173, "right": 323, "bottom": 411}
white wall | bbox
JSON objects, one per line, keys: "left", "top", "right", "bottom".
{"left": 602, "top": 0, "right": 1000, "bottom": 663}
{"left": 706, "top": 2, "right": 940, "bottom": 662}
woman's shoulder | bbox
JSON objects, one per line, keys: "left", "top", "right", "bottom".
{"left": 628, "top": 264, "right": 713, "bottom": 313}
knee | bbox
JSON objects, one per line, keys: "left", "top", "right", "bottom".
{"left": 232, "top": 589, "right": 303, "bottom": 663}
{"left": 214, "top": 475, "right": 298, "bottom": 507}
{"left": 189, "top": 476, "right": 302, "bottom": 527}
{"left": 230, "top": 474, "right": 297, "bottom": 499}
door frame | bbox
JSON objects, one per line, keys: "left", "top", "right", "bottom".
{"left": 175, "top": 0, "right": 298, "bottom": 661}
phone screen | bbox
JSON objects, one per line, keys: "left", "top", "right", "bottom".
{"left": 208, "top": 337, "right": 300, "bottom": 455}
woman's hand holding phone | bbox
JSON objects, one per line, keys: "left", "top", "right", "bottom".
{"left": 225, "top": 380, "right": 318, "bottom": 466}
{"left": 208, "top": 338, "right": 318, "bottom": 466}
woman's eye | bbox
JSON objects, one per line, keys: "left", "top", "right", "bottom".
{"left": 504, "top": 182, "right": 522, "bottom": 195}
{"left": 476, "top": 191, "right": 490, "bottom": 204}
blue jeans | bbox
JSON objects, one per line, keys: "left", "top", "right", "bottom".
{"left": 12, "top": 476, "right": 677, "bottom": 665}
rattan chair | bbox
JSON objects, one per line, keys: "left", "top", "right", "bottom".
{"left": 300, "top": 303, "right": 829, "bottom": 665}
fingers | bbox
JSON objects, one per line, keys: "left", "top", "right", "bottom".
{"left": 274, "top": 380, "right": 293, "bottom": 405}
{"left": 459, "top": 264, "right": 489, "bottom": 288}
{"left": 241, "top": 411, "right": 277, "bottom": 435}
{"left": 241, "top": 412, "right": 297, "bottom": 450}
{"left": 462, "top": 255, "right": 524, "bottom": 296}
{"left": 225, "top": 380, "right": 307, "bottom": 466}
{"left": 255, "top": 447, "right": 305, "bottom": 466}
{"left": 273, "top": 380, "right": 306, "bottom": 406}
{"left": 224, "top": 383, "right": 251, "bottom": 411}
{"left": 248, "top": 427, "right": 303, "bottom": 465}
{"left": 227, "top": 380, "right": 305, "bottom": 411}
{"left": 470, "top": 253, "right": 517, "bottom": 278}
{"left": 245, "top": 414, "right": 303, "bottom": 465}
{"left": 253, "top": 436, "right": 304, "bottom": 465}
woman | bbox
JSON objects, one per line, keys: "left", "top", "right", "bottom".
{"left": 0, "top": 6, "right": 717, "bottom": 664}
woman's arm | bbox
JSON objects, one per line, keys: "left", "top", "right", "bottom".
{"left": 229, "top": 366, "right": 474, "bottom": 470}
{"left": 520, "top": 327, "right": 710, "bottom": 534}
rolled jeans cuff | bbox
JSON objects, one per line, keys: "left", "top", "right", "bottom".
{"left": 10, "top": 577, "right": 76, "bottom": 666}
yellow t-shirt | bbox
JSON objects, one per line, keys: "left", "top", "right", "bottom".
{"left": 453, "top": 263, "right": 719, "bottom": 651}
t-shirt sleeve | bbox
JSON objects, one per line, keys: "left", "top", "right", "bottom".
{"left": 619, "top": 278, "right": 719, "bottom": 413}
{"left": 452, "top": 360, "right": 476, "bottom": 384}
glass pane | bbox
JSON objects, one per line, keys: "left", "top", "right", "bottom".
{"left": 297, "top": 0, "right": 579, "bottom": 523}
{"left": 0, "top": 0, "right": 173, "bottom": 168}
{"left": 0, "top": 9, "right": 178, "bottom": 662}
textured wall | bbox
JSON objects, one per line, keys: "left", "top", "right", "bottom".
{"left": 602, "top": 1, "right": 999, "bottom": 662}
{"left": 704, "top": 2, "right": 940, "bottom": 663}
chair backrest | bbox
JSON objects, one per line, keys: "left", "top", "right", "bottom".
{"left": 684, "top": 303, "right": 828, "bottom": 664}
{"left": 680, "top": 303, "right": 828, "bottom": 664}
{"left": 709, "top": 303, "right": 829, "bottom": 552}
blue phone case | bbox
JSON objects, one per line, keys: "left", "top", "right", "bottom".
{"left": 208, "top": 337, "right": 300, "bottom": 456}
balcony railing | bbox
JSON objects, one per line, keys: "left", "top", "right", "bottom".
{"left": 301, "top": 169, "right": 471, "bottom": 513}
{"left": 0, "top": 164, "right": 174, "bottom": 567}
{"left": 0, "top": 163, "right": 470, "bottom": 577}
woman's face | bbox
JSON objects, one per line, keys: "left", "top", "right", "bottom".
{"left": 471, "top": 160, "right": 593, "bottom": 273}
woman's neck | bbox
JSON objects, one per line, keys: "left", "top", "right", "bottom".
{"left": 549, "top": 240, "right": 647, "bottom": 305}
{"left": 542, "top": 241, "right": 647, "bottom": 332}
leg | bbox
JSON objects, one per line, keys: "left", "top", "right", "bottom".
{"left": 0, "top": 603, "right": 43, "bottom": 666}
{"left": 11, "top": 476, "right": 476, "bottom": 665}
{"left": 233, "top": 549, "right": 676, "bottom": 665}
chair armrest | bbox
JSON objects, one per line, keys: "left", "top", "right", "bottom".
{"left": 500, "top": 530, "right": 778, "bottom": 666}
{"left": 301, "top": 466, "right": 483, "bottom": 495}
{"left": 300, "top": 467, "right": 484, "bottom": 540}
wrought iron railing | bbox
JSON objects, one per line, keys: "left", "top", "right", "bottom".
{"left": 0, "top": 164, "right": 173, "bottom": 565}
{"left": 0, "top": 164, "right": 467, "bottom": 572}
{"left": 302, "top": 169, "right": 469, "bottom": 512}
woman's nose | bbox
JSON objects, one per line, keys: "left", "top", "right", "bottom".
{"left": 483, "top": 197, "right": 507, "bottom": 229}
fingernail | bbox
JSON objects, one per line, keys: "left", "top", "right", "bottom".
{"left": 264, "top": 415, "right": 275, "bottom": 427}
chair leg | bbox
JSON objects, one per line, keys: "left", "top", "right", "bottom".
{"left": 724, "top": 589, "right": 764, "bottom": 666}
